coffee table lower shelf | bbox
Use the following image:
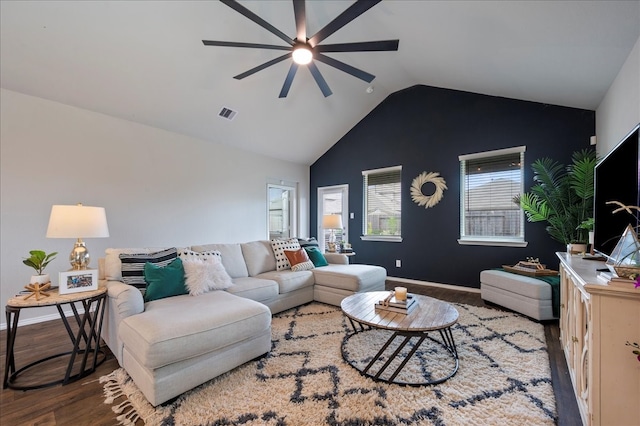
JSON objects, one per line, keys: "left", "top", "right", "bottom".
{"left": 340, "top": 291, "right": 460, "bottom": 386}
{"left": 341, "top": 319, "right": 459, "bottom": 386}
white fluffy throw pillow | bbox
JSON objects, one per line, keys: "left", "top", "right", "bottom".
{"left": 182, "top": 257, "right": 233, "bottom": 296}
{"left": 208, "top": 260, "right": 233, "bottom": 290}
{"left": 182, "top": 258, "right": 213, "bottom": 296}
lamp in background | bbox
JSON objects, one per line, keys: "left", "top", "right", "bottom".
{"left": 322, "top": 214, "right": 343, "bottom": 253}
{"left": 46, "top": 204, "right": 110, "bottom": 270}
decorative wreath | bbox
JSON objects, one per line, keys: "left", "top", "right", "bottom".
{"left": 410, "top": 171, "right": 447, "bottom": 209}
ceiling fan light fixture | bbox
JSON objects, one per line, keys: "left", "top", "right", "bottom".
{"left": 292, "top": 45, "right": 313, "bottom": 65}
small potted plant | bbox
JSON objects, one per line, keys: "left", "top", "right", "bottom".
{"left": 23, "top": 250, "right": 57, "bottom": 285}
{"left": 578, "top": 217, "right": 595, "bottom": 251}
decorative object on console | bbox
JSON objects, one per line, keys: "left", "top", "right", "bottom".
{"left": 627, "top": 341, "right": 640, "bottom": 362}
{"left": 410, "top": 171, "right": 447, "bottom": 208}
{"left": 322, "top": 214, "right": 343, "bottom": 252}
{"left": 605, "top": 201, "right": 640, "bottom": 280}
{"left": 46, "top": 203, "right": 109, "bottom": 270}
{"left": 516, "top": 149, "right": 597, "bottom": 246}
{"left": 59, "top": 268, "right": 98, "bottom": 295}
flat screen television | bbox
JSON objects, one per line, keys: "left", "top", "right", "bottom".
{"left": 593, "top": 123, "right": 640, "bottom": 258}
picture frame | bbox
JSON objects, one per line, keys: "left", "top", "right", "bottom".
{"left": 59, "top": 269, "right": 98, "bottom": 294}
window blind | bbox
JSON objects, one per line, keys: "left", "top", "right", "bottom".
{"left": 460, "top": 148, "right": 524, "bottom": 240}
{"left": 362, "top": 166, "right": 402, "bottom": 236}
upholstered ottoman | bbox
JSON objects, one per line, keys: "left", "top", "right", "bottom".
{"left": 480, "top": 270, "right": 557, "bottom": 321}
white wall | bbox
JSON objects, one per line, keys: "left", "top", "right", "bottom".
{"left": 596, "top": 35, "right": 640, "bottom": 154}
{"left": 0, "top": 89, "right": 309, "bottom": 326}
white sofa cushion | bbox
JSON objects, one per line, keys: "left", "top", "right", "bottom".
{"left": 255, "top": 270, "right": 315, "bottom": 294}
{"left": 224, "top": 276, "right": 279, "bottom": 302}
{"left": 119, "top": 290, "right": 270, "bottom": 370}
{"left": 312, "top": 264, "right": 387, "bottom": 292}
{"left": 191, "top": 243, "right": 249, "bottom": 278}
{"left": 241, "top": 241, "right": 276, "bottom": 276}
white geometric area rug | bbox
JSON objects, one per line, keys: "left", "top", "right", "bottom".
{"left": 101, "top": 302, "right": 557, "bottom": 425}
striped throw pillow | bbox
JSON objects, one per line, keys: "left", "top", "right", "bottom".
{"left": 119, "top": 247, "right": 178, "bottom": 291}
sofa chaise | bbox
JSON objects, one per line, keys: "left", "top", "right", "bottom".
{"left": 100, "top": 239, "right": 386, "bottom": 406}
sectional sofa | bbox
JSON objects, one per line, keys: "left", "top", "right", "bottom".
{"left": 99, "top": 239, "right": 386, "bottom": 406}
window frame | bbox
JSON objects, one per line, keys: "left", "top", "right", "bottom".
{"left": 458, "top": 146, "right": 528, "bottom": 247}
{"left": 267, "top": 180, "right": 298, "bottom": 240}
{"left": 361, "top": 165, "right": 403, "bottom": 243}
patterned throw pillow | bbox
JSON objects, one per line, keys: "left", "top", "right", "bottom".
{"left": 177, "top": 249, "right": 223, "bottom": 263}
{"left": 284, "top": 248, "right": 315, "bottom": 272}
{"left": 271, "top": 238, "right": 301, "bottom": 271}
{"left": 120, "top": 248, "right": 178, "bottom": 291}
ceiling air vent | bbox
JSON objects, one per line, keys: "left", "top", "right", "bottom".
{"left": 218, "top": 107, "right": 237, "bottom": 121}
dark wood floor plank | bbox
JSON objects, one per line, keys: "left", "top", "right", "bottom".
{"left": 1, "top": 282, "right": 581, "bottom": 425}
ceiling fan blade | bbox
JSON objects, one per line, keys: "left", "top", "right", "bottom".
{"left": 316, "top": 40, "right": 399, "bottom": 53}
{"left": 308, "top": 0, "right": 381, "bottom": 46}
{"left": 293, "top": 0, "right": 306, "bottom": 42}
{"left": 220, "top": 0, "right": 294, "bottom": 46}
{"left": 203, "top": 40, "right": 291, "bottom": 51}
{"left": 233, "top": 53, "right": 292, "bottom": 80}
{"left": 279, "top": 63, "right": 299, "bottom": 98}
{"left": 307, "top": 61, "right": 332, "bottom": 97}
{"left": 315, "top": 53, "right": 375, "bottom": 83}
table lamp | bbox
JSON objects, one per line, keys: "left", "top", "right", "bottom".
{"left": 322, "top": 214, "right": 343, "bottom": 252}
{"left": 46, "top": 203, "right": 110, "bottom": 270}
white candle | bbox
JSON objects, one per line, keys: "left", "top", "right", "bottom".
{"left": 395, "top": 286, "right": 407, "bottom": 301}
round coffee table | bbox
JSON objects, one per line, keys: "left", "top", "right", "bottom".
{"left": 341, "top": 291, "right": 459, "bottom": 386}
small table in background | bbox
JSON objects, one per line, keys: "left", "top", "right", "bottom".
{"left": 3, "top": 285, "right": 107, "bottom": 390}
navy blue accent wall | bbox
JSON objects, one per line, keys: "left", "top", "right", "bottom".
{"left": 310, "top": 85, "right": 595, "bottom": 288}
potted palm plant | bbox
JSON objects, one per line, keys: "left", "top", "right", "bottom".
{"left": 515, "top": 149, "right": 597, "bottom": 252}
{"left": 23, "top": 250, "right": 57, "bottom": 284}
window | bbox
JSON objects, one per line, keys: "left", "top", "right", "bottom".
{"left": 318, "top": 185, "right": 349, "bottom": 252}
{"left": 362, "top": 166, "right": 402, "bottom": 242}
{"left": 267, "top": 181, "right": 297, "bottom": 240}
{"left": 459, "top": 147, "right": 527, "bottom": 247}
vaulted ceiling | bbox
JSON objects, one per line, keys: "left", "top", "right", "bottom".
{"left": 2, "top": 1, "right": 639, "bottom": 165}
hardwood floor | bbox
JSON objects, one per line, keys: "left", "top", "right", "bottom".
{"left": 1, "top": 283, "right": 582, "bottom": 425}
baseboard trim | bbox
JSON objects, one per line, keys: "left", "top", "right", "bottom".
{"left": 386, "top": 276, "right": 481, "bottom": 294}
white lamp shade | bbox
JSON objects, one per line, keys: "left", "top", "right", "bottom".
{"left": 322, "top": 214, "right": 343, "bottom": 229}
{"left": 46, "top": 204, "right": 110, "bottom": 238}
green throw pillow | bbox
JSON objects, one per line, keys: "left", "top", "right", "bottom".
{"left": 304, "top": 246, "right": 328, "bottom": 267}
{"left": 143, "top": 257, "right": 188, "bottom": 302}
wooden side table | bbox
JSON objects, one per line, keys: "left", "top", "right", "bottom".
{"left": 3, "top": 285, "right": 107, "bottom": 390}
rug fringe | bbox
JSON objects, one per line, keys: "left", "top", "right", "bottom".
{"left": 100, "top": 368, "right": 144, "bottom": 425}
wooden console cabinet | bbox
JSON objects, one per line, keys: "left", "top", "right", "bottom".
{"left": 557, "top": 252, "right": 639, "bottom": 426}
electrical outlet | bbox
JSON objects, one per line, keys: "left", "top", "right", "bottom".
{"left": 350, "top": 212, "right": 354, "bottom": 219}
{"left": 395, "top": 260, "right": 401, "bottom": 268}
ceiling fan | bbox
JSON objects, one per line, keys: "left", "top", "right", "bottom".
{"left": 202, "top": 0, "right": 399, "bottom": 98}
